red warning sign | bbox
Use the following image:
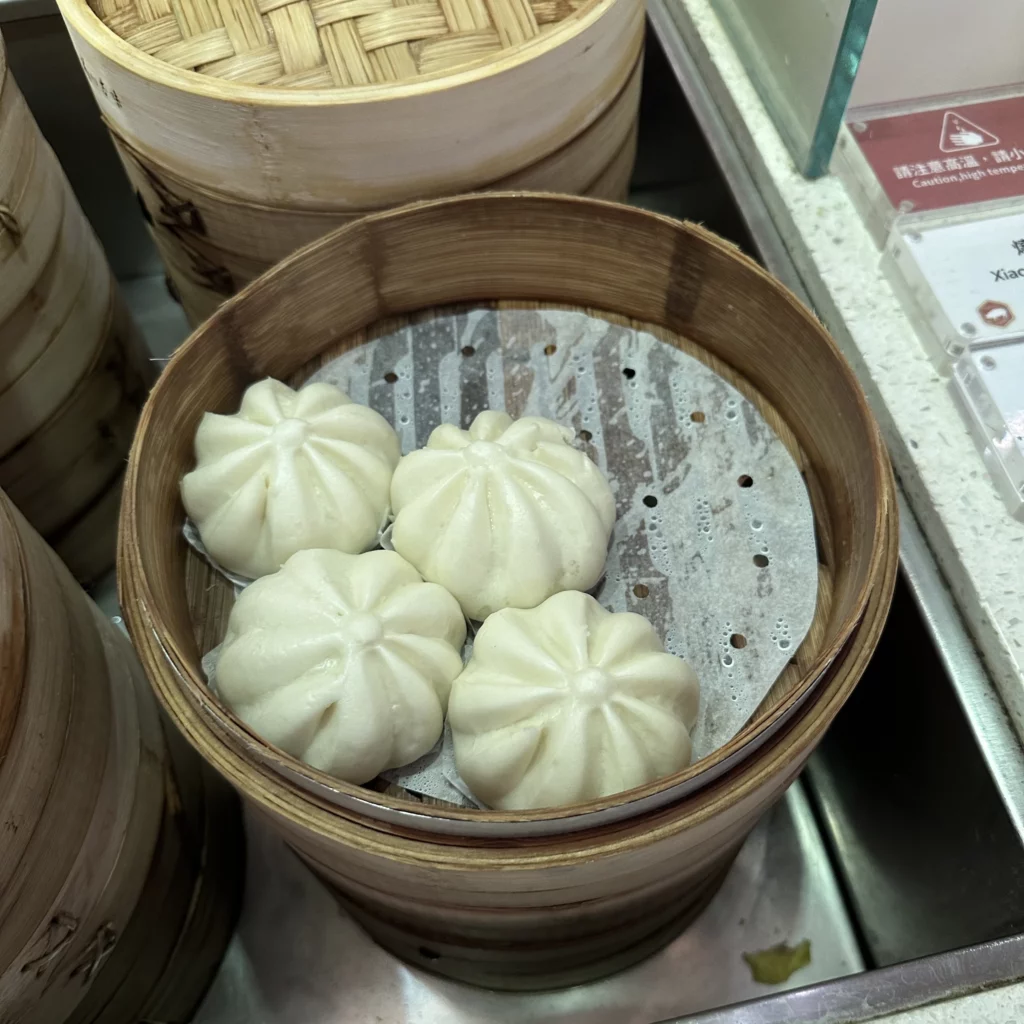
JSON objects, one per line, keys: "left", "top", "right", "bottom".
{"left": 939, "top": 111, "right": 1000, "bottom": 153}
{"left": 852, "top": 95, "right": 1024, "bottom": 212}
{"left": 978, "top": 300, "right": 1015, "bottom": 329}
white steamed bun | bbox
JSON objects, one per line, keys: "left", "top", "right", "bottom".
{"left": 390, "top": 411, "right": 615, "bottom": 620}
{"left": 181, "top": 378, "right": 400, "bottom": 578}
{"left": 449, "top": 591, "right": 699, "bottom": 810}
{"left": 215, "top": 549, "right": 466, "bottom": 783}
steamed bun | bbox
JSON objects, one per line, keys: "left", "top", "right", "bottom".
{"left": 215, "top": 548, "right": 467, "bottom": 783}
{"left": 450, "top": 591, "right": 699, "bottom": 810}
{"left": 181, "top": 378, "right": 400, "bottom": 578}
{"left": 390, "top": 411, "right": 615, "bottom": 620}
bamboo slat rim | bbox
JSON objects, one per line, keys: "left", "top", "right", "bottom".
{"left": 119, "top": 193, "right": 892, "bottom": 836}
{"left": 58, "top": 0, "right": 618, "bottom": 105}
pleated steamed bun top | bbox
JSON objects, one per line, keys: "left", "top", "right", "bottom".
{"left": 390, "top": 410, "right": 616, "bottom": 621}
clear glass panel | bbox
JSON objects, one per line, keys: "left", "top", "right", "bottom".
{"left": 710, "top": 0, "right": 878, "bottom": 178}
{"left": 850, "top": 0, "right": 1024, "bottom": 109}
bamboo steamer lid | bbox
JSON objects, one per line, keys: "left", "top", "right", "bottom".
{"left": 57, "top": 0, "right": 644, "bottom": 207}
{"left": 93, "top": 0, "right": 598, "bottom": 84}
{"left": 119, "top": 194, "right": 899, "bottom": 988}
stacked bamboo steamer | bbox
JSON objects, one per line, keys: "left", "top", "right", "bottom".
{"left": 55, "top": 0, "right": 645, "bottom": 325}
{"left": 0, "top": 34, "right": 152, "bottom": 585}
{"left": 0, "top": 487, "right": 242, "bottom": 1024}
{"left": 119, "top": 194, "right": 899, "bottom": 990}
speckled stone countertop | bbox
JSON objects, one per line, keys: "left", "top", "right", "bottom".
{"left": 675, "top": 0, "right": 1024, "bottom": 739}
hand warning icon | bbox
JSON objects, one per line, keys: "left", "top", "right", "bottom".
{"left": 941, "top": 111, "right": 1000, "bottom": 153}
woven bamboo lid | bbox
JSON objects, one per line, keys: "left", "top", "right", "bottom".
{"left": 88, "top": 0, "right": 591, "bottom": 88}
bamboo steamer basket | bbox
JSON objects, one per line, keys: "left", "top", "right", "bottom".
{"left": 0, "top": 35, "right": 152, "bottom": 584}
{"left": 113, "top": 54, "right": 642, "bottom": 273}
{"left": 0, "top": 237, "right": 112, "bottom": 455}
{"left": 57, "top": 0, "right": 644, "bottom": 207}
{"left": 51, "top": 471, "right": 129, "bottom": 588}
{"left": 0, "top": 182, "right": 96, "bottom": 392}
{"left": 137, "top": 114, "right": 639, "bottom": 328}
{"left": 119, "top": 194, "right": 898, "bottom": 989}
{"left": 107, "top": 49, "right": 642, "bottom": 325}
{"left": 126, "top": 124, "right": 639, "bottom": 326}
{"left": 0, "top": 378, "right": 139, "bottom": 539}
{"left": 581, "top": 117, "right": 637, "bottom": 204}
{"left": 56, "top": 0, "right": 643, "bottom": 325}
{"left": 0, "top": 79, "right": 67, "bottom": 330}
{"left": 0, "top": 298, "right": 149, "bottom": 539}
{"left": 0, "top": 490, "right": 242, "bottom": 1023}
{"left": 119, "top": 115, "right": 639, "bottom": 326}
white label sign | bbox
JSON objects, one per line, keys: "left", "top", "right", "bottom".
{"left": 903, "top": 211, "right": 1024, "bottom": 341}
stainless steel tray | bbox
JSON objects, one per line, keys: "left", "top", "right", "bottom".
{"left": 191, "top": 787, "right": 861, "bottom": 1024}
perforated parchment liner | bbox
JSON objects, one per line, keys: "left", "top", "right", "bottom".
{"left": 193, "top": 307, "right": 818, "bottom": 806}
